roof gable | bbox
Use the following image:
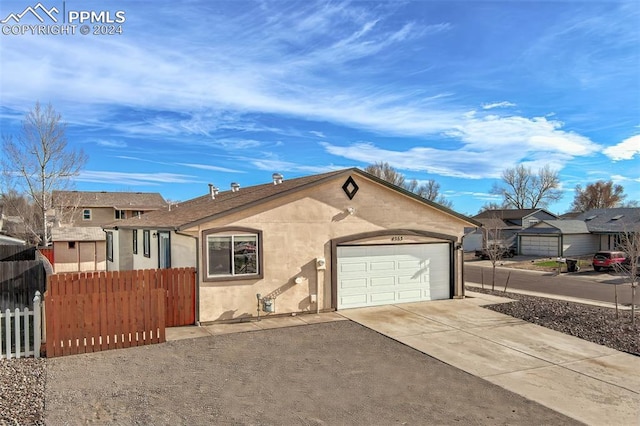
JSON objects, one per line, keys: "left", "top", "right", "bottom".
{"left": 108, "top": 168, "right": 480, "bottom": 230}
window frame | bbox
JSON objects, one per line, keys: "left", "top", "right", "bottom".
{"left": 202, "top": 227, "right": 263, "bottom": 282}
{"left": 143, "top": 230, "right": 151, "bottom": 258}
{"left": 115, "top": 209, "right": 126, "bottom": 220}
{"left": 133, "top": 229, "right": 138, "bottom": 254}
{"left": 106, "top": 231, "right": 113, "bottom": 262}
{"left": 82, "top": 209, "right": 92, "bottom": 221}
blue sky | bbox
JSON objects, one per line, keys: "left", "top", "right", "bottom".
{"left": 1, "top": 0, "right": 638, "bottom": 216}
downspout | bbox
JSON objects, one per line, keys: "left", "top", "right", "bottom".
{"left": 175, "top": 229, "right": 200, "bottom": 326}
{"left": 460, "top": 227, "right": 480, "bottom": 299}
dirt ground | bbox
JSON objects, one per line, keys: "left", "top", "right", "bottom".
{"left": 44, "top": 321, "right": 581, "bottom": 425}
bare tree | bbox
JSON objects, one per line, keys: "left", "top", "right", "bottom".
{"left": 364, "top": 162, "right": 406, "bottom": 187}
{"left": 405, "top": 178, "right": 453, "bottom": 208}
{"left": 477, "top": 201, "right": 508, "bottom": 214}
{"left": 612, "top": 227, "right": 640, "bottom": 325}
{"left": 481, "top": 223, "right": 516, "bottom": 291}
{"left": 491, "top": 164, "right": 562, "bottom": 209}
{"left": 571, "top": 180, "right": 627, "bottom": 212}
{"left": 1, "top": 102, "right": 87, "bottom": 246}
{"left": 365, "top": 162, "right": 453, "bottom": 208}
{"left": 0, "top": 190, "right": 41, "bottom": 244}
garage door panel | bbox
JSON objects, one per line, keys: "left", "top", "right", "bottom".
{"left": 340, "top": 278, "right": 368, "bottom": 289}
{"left": 370, "top": 260, "right": 395, "bottom": 271}
{"left": 398, "top": 289, "right": 422, "bottom": 300}
{"left": 371, "top": 276, "right": 395, "bottom": 286}
{"left": 398, "top": 259, "right": 421, "bottom": 270}
{"left": 521, "top": 236, "right": 559, "bottom": 256}
{"left": 340, "top": 294, "right": 368, "bottom": 306}
{"left": 337, "top": 244, "right": 450, "bottom": 309}
{"left": 370, "top": 292, "right": 396, "bottom": 303}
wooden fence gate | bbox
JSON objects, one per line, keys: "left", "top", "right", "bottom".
{"left": 45, "top": 268, "right": 196, "bottom": 357}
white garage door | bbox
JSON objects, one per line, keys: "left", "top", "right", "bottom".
{"left": 337, "top": 244, "right": 450, "bottom": 309}
{"left": 520, "top": 236, "right": 559, "bottom": 256}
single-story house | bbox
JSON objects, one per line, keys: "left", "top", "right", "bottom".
{"left": 51, "top": 227, "right": 106, "bottom": 272}
{"left": 515, "top": 208, "right": 640, "bottom": 257}
{"left": 575, "top": 208, "right": 640, "bottom": 251}
{"left": 517, "top": 220, "right": 599, "bottom": 257}
{"left": 105, "top": 168, "right": 481, "bottom": 324}
{"left": 463, "top": 208, "right": 558, "bottom": 252}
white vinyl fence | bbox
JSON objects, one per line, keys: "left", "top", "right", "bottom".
{"left": 0, "top": 291, "right": 42, "bottom": 359}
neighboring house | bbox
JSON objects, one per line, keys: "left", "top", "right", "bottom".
{"left": 515, "top": 208, "right": 640, "bottom": 257}
{"left": 52, "top": 190, "right": 168, "bottom": 227}
{"left": 51, "top": 227, "right": 106, "bottom": 272}
{"left": 517, "top": 220, "right": 598, "bottom": 257}
{"left": 105, "top": 168, "right": 480, "bottom": 324}
{"left": 575, "top": 208, "right": 640, "bottom": 251}
{"left": 463, "top": 209, "right": 559, "bottom": 252}
{"left": 50, "top": 191, "right": 167, "bottom": 272}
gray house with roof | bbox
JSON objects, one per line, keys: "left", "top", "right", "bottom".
{"left": 516, "top": 208, "right": 640, "bottom": 257}
{"left": 463, "top": 208, "right": 559, "bottom": 252}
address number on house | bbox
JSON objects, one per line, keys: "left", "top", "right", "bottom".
{"left": 391, "top": 236, "right": 403, "bottom": 241}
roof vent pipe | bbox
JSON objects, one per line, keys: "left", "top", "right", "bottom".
{"left": 231, "top": 182, "right": 240, "bottom": 192}
{"left": 208, "top": 183, "right": 219, "bottom": 199}
{"left": 272, "top": 173, "right": 284, "bottom": 185}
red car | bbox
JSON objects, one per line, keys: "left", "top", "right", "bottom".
{"left": 592, "top": 251, "right": 627, "bottom": 272}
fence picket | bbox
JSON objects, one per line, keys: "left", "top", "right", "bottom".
{"left": 44, "top": 268, "right": 188, "bottom": 357}
{"left": 0, "top": 293, "right": 43, "bottom": 359}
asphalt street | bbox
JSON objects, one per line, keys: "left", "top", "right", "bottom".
{"left": 464, "top": 261, "right": 636, "bottom": 306}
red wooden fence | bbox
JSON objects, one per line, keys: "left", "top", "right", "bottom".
{"left": 45, "top": 268, "right": 196, "bottom": 357}
{"left": 38, "top": 248, "right": 54, "bottom": 265}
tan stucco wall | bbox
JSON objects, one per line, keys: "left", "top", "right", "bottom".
{"left": 191, "top": 175, "right": 471, "bottom": 323}
{"left": 54, "top": 241, "right": 106, "bottom": 272}
{"left": 67, "top": 207, "right": 148, "bottom": 227}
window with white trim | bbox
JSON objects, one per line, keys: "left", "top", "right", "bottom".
{"left": 83, "top": 209, "right": 91, "bottom": 220}
{"left": 206, "top": 234, "right": 258, "bottom": 278}
{"left": 133, "top": 229, "right": 138, "bottom": 254}
{"left": 115, "top": 210, "right": 126, "bottom": 219}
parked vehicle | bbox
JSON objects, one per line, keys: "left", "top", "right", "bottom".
{"left": 475, "top": 244, "right": 517, "bottom": 260}
{"left": 592, "top": 251, "right": 627, "bottom": 272}
{"left": 620, "top": 256, "right": 640, "bottom": 276}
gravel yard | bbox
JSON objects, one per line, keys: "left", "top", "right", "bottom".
{"left": 470, "top": 287, "right": 640, "bottom": 356}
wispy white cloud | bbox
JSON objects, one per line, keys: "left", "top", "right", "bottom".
{"left": 77, "top": 171, "right": 198, "bottom": 186}
{"left": 177, "top": 163, "right": 241, "bottom": 173}
{"left": 482, "top": 101, "right": 516, "bottom": 110}
{"left": 309, "top": 130, "right": 326, "bottom": 138}
{"left": 603, "top": 135, "right": 640, "bottom": 161}
{"left": 323, "top": 113, "right": 600, "bottom": 179}
{"left": 95, "top": 139, "right": 127, "bottom": 148}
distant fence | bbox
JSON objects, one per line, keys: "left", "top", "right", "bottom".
{"left": 0, "top": 245, "right": 36, "bottom": 262}
{"left": 38, "top": 247, "right": 54, "bottom": 265}
{"left": 1, "top": 292, "right": 43, "bottom": 359}
{"left": 0, "top": 260, "right": 47, "bottom": 311}
{"left": 45, "top": 271, "right": 166, "bottom": 357}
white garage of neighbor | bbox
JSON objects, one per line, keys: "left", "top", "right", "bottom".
{"left": 337, "top": 243, "right": 451, "bottom": 309}
{"left": 519, "top": 235, "right": 560, "bottom": 256}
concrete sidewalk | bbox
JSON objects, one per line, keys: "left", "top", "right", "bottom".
{"left": 341, "top": 291, "right": 640, "bottom": 426}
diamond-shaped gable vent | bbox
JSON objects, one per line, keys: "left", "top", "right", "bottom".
{"left": 342, "top": 176, "right": 359, "bottom": 200}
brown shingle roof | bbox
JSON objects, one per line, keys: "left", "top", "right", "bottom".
{"left": 53, "top": 191, "right": 167, "bottom": 210}
{"left": 107, "top": 168, "right": 480, "bottom": 230}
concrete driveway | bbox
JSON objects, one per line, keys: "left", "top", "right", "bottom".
{"left": 341, "top": 291, "right": 640, "bottom": 425}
